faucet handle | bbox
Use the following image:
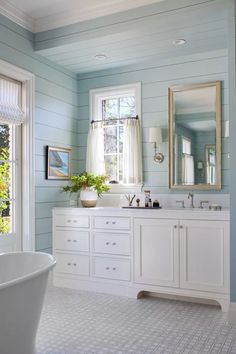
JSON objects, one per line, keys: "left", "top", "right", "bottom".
{"left": 176, "top": 200, "right": 185, "bottom": 208}
{"left": 199, "top": 201, "right": 209, "bottom": 209}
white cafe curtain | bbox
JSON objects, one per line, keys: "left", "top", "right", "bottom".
{"left": 123, "top": 118, "right": 143, "bottom": 184}
{"left": 182, "top": 154, "right": 195, "bottom": 185}
{"left": 86, "top": 121, "right": 105, "bottom": 175}
{"left": 0, "top": 76, "right": 24, "bottom": 126}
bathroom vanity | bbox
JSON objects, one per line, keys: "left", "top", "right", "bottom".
{"left": 53, "top": 207, "right": 229, "bottom": 311}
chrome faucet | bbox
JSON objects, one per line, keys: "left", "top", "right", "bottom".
{"left": 188, "top": 192, "right": 194, "bottom": 208}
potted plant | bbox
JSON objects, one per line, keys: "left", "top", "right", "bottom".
{"left": 63, "top": 171, "right": 110, "bottom": 207}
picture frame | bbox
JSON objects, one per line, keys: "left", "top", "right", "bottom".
{"left": 46, "top": 146, "right": 71, "bottom": 180}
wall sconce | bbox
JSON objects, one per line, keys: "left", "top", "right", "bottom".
{"left": 197, "top": 160, "right": 204, "bottom": 178}
{"left": 223, "top": 120, "right": 229, "bottom": 138}
{"left": 148, "top": 127, "right": 164, "bottom": 163}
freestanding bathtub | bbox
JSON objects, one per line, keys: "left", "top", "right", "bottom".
{"left": 0, "top": 252, "right": 56, "bottom": 354}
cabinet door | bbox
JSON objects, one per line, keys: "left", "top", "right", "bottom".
{"left": 180, "top": 220, "right": 229, "bottom": 294}
{"left": 134, "top": 218, "right": 179, "bottom": 287}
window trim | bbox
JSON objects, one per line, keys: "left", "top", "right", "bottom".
{"left": 90, "top": 83, "right": 141, "bottom": 122}
{"left": 89, "top": 83, "right": 142, "bottom": 193}
{"left": 0, "top": 59, "right": 35, "bottom": 251}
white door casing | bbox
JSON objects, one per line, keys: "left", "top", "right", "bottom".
{"left": 0, "top": 59, "right": 35, "bottom": 252}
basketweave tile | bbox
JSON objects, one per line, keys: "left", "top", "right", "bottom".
{"left": 36, "top": 285, "right": 236, "bottom": 354}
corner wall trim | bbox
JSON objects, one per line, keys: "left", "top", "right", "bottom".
{"left": 228, "top": 303, "right": 236, "bottom": 324}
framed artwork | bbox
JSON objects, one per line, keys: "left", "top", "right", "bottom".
{"left": 46, "top": 146, "right": 71, "bottom": 180}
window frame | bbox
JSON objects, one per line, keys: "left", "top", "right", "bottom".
{"left": 90, "top": 83, "right": 142, "bottom": 193}
{"left": 0, "top": 59, "right": 35, "bottom": 251}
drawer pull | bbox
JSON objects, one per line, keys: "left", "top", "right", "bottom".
{"left": 106, "top": 221, "right": 109, "bottom": 225}
{"left": 106, "top": 266, "right": 110, "bottom": 270}
{"left": 112, "top": 242, "right": 116, "bottom": 246}
{"left": 67, "top": 219, "right": 71, "bottom": 223}
{"left": 174, "top": 225, "right": 178, "bottom": 229}
{"left": 112, "top": 267, "right": 116, "bottom": 271}
{"left": 73, "top": 220, "right": 77, "bottom": 223}
{"left": 106, "top": 242, "right": 110, "bottom": 245}
{"left": 180, "top": 225, "right": 183, "bottom": 229}
{"left": 73, "top": 263, "right": 77, "bottom": 266}
{"left": 73, "top": 240, "right": 77, "bottom": 243}
{"left": 67, "top": 239, "right": 71, "bottom": 242}
{"left": 112, "top": 221, "right": 116, "bottom": 225}
{"left": 67, "top": 262, "right": 71, "bottom": 266}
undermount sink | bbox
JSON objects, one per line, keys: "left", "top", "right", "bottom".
{"left": 122, "top": 206, "right": 162, "bottom": 209}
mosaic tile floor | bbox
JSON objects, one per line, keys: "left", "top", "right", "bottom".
{"left": 36, "top": 285, "right": 236, "bottom": 354}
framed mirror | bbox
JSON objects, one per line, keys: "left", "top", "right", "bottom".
{"left": 168, "top": 81, "right": 221, "bottom": 190}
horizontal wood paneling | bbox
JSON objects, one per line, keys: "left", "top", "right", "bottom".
{"left": 77, "top": 50, "right": 229, "bottom": 194}
{"left": 0, "top": 15, "right": 79, "bottom": 253}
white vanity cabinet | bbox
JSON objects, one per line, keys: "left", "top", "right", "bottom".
{"left": 179, "top": 219, "right": 229, "bottom": 294}
{"left": 53, "top": 207, "right": 230, "bottom": 311}
{"left": 91, "top": 215, "right": 131, "bottom": 282}
{"left": 134, "top": 217, "right": 229, "bottom": 296}
{"left": 53, "top": 209, "right": 132, "bottom": 296}
{"left": 134, "top": 218, "right": 179, "bottom": 288}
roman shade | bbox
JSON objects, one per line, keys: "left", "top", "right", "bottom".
{"left": 0, "top": 76, "right": 25, "bottom": 125}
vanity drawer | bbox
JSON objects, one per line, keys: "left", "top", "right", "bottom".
{"left": 55, "top": 253, "right": 89, "bottom": 276}
{"left": 92, "top": 232, "right": 130, "bottom": 255}
{"left": 93, "top": 257, "right": 130, "bottom": 281}
{"left": 55, "top": 230, "right": 89, "bottom": 252}
{"left": 54, "top": 215, "right": 89, "bottom": 228}
{"left": 93, "top": 216, "right": 130, "bottom": 230}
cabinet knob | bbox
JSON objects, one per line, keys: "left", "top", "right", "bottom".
{"left": 67, "top": 239, "right": 71, "bottom": 242}
{"left": 112, "top": 242, "right": 116, "bottom": 246}
{"left": 73, "top": 220, "right": 77, "bottom": 223}
{"left": 106, "top": 242, "right": 110, "bottom": 245}
{"left": 106, "top": 266, "right": 110, "bottom": 270}
{"left": 67, "top": 219, "right": 71, "bottom": 223}
{"left": 106, "top": 221, "right": 109, "bottom": 225}
{"left": 112, "top": 267, "right": 116, "bottom": 271}
{"left": 180, "top": 225, "right": 183, "bottom": 229}
{"left": 73, "top": 240, "right": 77, "bottom": 243}
{"left": 73, "top": 263, "right": 77, "bottom": 266}
{"left": 67, "top": 262, "right": 71, "bottom": 266}
{"left": 112, "top": 221, "right": 116, "bottom": 225}
{"left": 174, "top": 225, "right": 178, "bottom": 229}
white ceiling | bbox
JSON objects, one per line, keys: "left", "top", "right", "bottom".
{"left": 175, "top": 87, "right": 216, "bottom": 115}
{"left": 0, "top": 0, "right": 166, "bottom": 32}
{"left": 0, "top": 0, "right": 228, "bottom": 75}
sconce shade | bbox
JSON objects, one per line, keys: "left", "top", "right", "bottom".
{"left": 223, "top": 120, "right": 229, "bottom": 138}
{"left": 148, "top": 127, "right": 163, "bottom": 144}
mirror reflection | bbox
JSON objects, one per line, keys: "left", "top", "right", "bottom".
{"left": 169, "top": 82, "right": 221, "bottom": 190}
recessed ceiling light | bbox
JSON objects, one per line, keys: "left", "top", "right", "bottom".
{"left": 95, "top": 54, "right": 107, "bottom": 60}
{"left": 173, "top": 39, "right": 187, "bottom": 46}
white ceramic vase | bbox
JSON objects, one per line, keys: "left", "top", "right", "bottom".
{"left": 80, "top": 188, "right": 98, "bottom": 207}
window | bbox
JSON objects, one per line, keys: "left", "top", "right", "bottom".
{"left": 89, "top": 83, "right": 142, "bottom": 186}
{"left": 182, "top": 137, "right": 191, "bottom": 155}
{"left": 0, "top": 59, "right": 35, "bottom": 253}
{"left": 0, "top": 124, "right": 21, "bottom": 236}
{"left": 103, "top": 96, "right": 135, "bottom": 182}
{"left": 0, "top": 74, "right": 24, "bottom": 252}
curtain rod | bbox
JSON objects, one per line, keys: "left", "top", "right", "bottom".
{"left": 91, "top": 115, "right": 138, "bottom": 124}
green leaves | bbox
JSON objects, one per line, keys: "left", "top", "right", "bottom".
{"left": 0, "top": 147, "right": 10, "bottom": 234}
{"left": 63, "top": 171, "right": 110, "bottom": 197}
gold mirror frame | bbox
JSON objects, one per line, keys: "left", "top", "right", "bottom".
{"left": 168, "top": 81, "right": 221, "bottom": 190}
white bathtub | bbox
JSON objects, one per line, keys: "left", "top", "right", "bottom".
{"left": 0, "top": 252, "right": 56, "bottom": 354}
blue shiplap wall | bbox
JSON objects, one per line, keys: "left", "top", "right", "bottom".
{"left": 77, "top": 49, "right": 229, "bottom": 193}
{"left": 0, "top": 14, "right": 79, "bottom": 253}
